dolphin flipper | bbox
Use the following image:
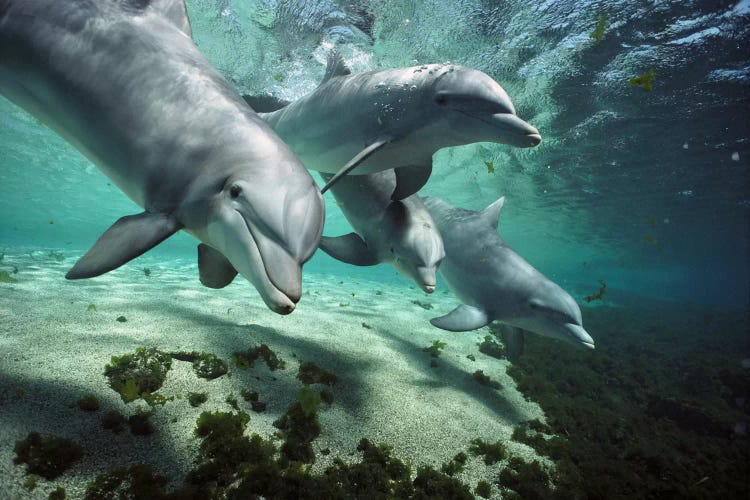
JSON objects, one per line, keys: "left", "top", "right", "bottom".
{"left": 66, "top": 212, "right": 181, "bottom": 279}
{"left": 319, "top": 233, "right": 379, "bottom": 266}
{"left": 391, "top": 164, "right": 432, "bottom": 200}
{"left": 500, "top": 325, "right": 525, "bottom": 362}
{"left": 430, "top": 304, "right": 491, "bottom": 332}
{"left": 321, "top": 137, "right": 391, "bottom": 194}
{"left": 197, "top": 243, "right": 238, "bottom": 288}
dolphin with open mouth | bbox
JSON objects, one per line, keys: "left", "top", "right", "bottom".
{"left": 0, "top": 0, "right": 324, "bottom": 314}
{"left": 246, "top": 51, "right": 541, "bottom": 200}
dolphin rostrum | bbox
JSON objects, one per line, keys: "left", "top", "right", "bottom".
{"left": 318, "top": 170, "right": 445, "bottom": 293}
{"left": 0, "top": 0, "right": 324, "bottom": 314}
{"left": 246, "top": 51, "right": 541, "bottom": 200}
{"left": 422, "top": 196, "right": 594, "bottom": 358}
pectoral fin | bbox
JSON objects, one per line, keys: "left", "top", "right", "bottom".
{"left": 321, "top": 137, "right": 391, "bottom": 194}
{"left": 500, "top": 325, "right": 525, "bottom": 362}
{"left": 66, "top": 212, "right": 180, "bottom": 279}
{"left": 430, "top": 304, "right": 491, "bottom": 332}
{"left": 319, "top": 233, "right": 379, "bottom": 266}
{"left": 198, "top": 244, "right": 238, "bottom": 288}
{"left": 391, "top": 164, "right": 432, "bottom": 200}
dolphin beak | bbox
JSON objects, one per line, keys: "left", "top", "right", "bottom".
{"left": 490, "top": 113, "right": 542, "bottom": 148}
{"left": 564, "top": 323, "right": 595, "bottom": 350}
{"left": 415, "top": 266, "right": 437, "bottom": 294}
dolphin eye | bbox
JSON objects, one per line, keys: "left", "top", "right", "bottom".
{"left": 435, "top": 95, "right": 448, "bottom": 106}
{"left": 229, "top": 185, "right": 242, "bottom": 199}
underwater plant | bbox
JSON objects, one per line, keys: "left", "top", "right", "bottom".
{"left": 23, "top": 474, "right": 38, "bottom": 491}
{"left": 484, "top": 161, "right": 495, "bottom": 174}
{"left": 171, "top": 351, "right": 228, "bottom": 379}
{"left": 583, "top": 279, "right": 606, "bottom": 303}
{"left": 86, "top": 304, "right": 96, "bottom": 312}
{"left": 423, "top": 340, "right": 447, "bottom": 357}
{"left": 273, "top": 386, "right": 323, "bottom": 465}
{"left": 225, "top": 393, "right": 240, "bottom": 411}
{"left": 497, "top": 457, "right": 553, "bottom": 498}
{"left": 441, "top": 451, "right": 468, "bottom": 476}
{"left": 473, "top": 370, "right": 501, "bottom": 389}
{"left": 85, "top": 464, "right": 169, "bottom": 500}
{"left": 76, "top": 395, "right": 100, "bottom": 412}
{"left": 104, "top": 347, "right": 172, "bottom": 403}
{"left": 591, "top": 12, "right": 608, "bottom": 41}
{"left": 478, "top": 334, "right": 505, "bottom": 359}
{"left": 629, "top": 69, "right": 655, "bottom": 92}
{"left": 0, "top": 270, "right": 18, "bottom": 283}
{"left": 13, "top": 432, "right": 84, "bottom": 480}
{"left": 468, "top": 438, "right": 508, "bottom": 465}
{"left": 101, "top": 410, "right": 128, "bottom": 434}
{"left": 233, "top": 344, "right": 286, "bottom": 371}
{"left": 475, "top": 480, "right": 492, "bottom": 498}
{"left": 47, "top": 250, "right": 64, "bottom": 262}
{"left": 49, "top": 486, "right": 66, "bottom": 499}
{"left": 297, "top": 361, "right": 338, "bottom": 386}
{"left": 128, "top": 410, "right": 156, "bottom": 436}
{"left": 188, "top": 392, "right": 208, "bottom": 407}
{"left": 143, "top": 268, "right": 151, "bottom": 277}
{"left": 116, "top": 315, "right": 127, "bottom": 322}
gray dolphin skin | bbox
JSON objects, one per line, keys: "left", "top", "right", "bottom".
{"left": 248, "top": 52, "right": 541, "bottom": 200}
{"left": 0, "top": 0, "right": 324, "bottom": 314}
{"left": 422, "top": 196, "right": 594, "bottom": 357}
{"left": 318, "top": 170, "right": 445, "bottom": 293}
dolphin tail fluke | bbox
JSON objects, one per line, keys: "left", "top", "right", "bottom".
{"left": 197, "top": 244, "right": 238, "bottom": 288}
{"left": 500, "top": 325, "right": 525, "bottom": 362}
{"left": 391, "top": 164, "right": 432, "bottom": 200}
{"left": 430, "top": 304, "right": 491, "bottom": 332}
{"left": 66, "top": 212, "right": 180, "bottom": 279}
{"left": 319, "top": 233, "right": 379, "bottom": 266}
{"left": 320, "top": 137, "right": 391, "bottom": 194}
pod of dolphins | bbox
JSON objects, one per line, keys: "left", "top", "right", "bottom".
{"left": 0, "top": 0, "right": 594, "bottom": 357}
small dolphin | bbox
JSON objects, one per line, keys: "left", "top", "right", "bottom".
{"left": 0, "top": 0, "right": 324, "bottom": 314}
{"left": 246, "top": 51, "right": 541, "bottom": 200}
{"left": 422, "top": 196, "right": 594, "bottom": 357}
{"left": 318, "top": 170, "right": 445, "bottom": 293}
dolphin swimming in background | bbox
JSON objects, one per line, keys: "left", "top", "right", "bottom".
{"left": 318, "top": 170, "right": 445, "bottom": 293}
{"left": 422, "top": 196, "right": 594, "bottom": 359}
{"left": 246, "top": 51, "right": 541, "bottom": 200}
{"left": 0, "top": 0, "right": 324, "bottom": 314}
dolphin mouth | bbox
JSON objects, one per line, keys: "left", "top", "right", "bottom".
{"left": 233, "top": 211, "right": 298, "bottom": 315}
{"left": 422, "top": 284, "right": 436, "bottom": 294}
{"left": 525, "top": 133, "right": 542, "bottom": 147}
{"left": 564, "top": 323, "right": 595, "bottom": 350}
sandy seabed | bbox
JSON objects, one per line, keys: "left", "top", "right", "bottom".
{"left": 0, "top": 250, "right": 545, "bottom": 499}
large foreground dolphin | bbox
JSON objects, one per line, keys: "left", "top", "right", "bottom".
{"left": 246, "top": 52, "right": 541, "bottom": 200}
{"left": 0, "top": 0, "right": 324, "bottom": 314}
{"left": 318, "top": 170, "right": 445, "bottom": 293}
{"left": 423, "top": 196, "right": 594, "bottom": 358}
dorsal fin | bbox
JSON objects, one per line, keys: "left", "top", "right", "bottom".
{"left": 321, "top": 50, "right": 351, "bottom": 85}
{"left": 481, "top": 197, "right": 505, "bottom": 228}
{"left": 150, "top": 0, "right": 192, "bottom": 38}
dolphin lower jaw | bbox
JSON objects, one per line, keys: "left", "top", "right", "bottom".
{"left": 562, "top": 323, "right": 595, "bottom": 349}
{"left": 209, "top": 212, "right": 297, "bottom": 314}
{"left": 462, "top": 111, "right": 542, "bottom": 148}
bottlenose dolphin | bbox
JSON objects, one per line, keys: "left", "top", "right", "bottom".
{"left": 246, "top": 52, "right": 541, "bottom": 200}
{"left": 422, "top": 196, "right": 594, "bottom": 358}
{"left": 318, "top": 170, "right": 445, "bottom": 293}
{"left": 0, "top": 0, "right": 324, "bottom": 314}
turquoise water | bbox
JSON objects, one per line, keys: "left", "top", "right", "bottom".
{"left": 1, "top": 1, "right": 748, "bottom": 498}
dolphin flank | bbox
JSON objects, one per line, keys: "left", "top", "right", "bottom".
{"left": 0, "top": 0, "right": 325, "bottom": 314}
